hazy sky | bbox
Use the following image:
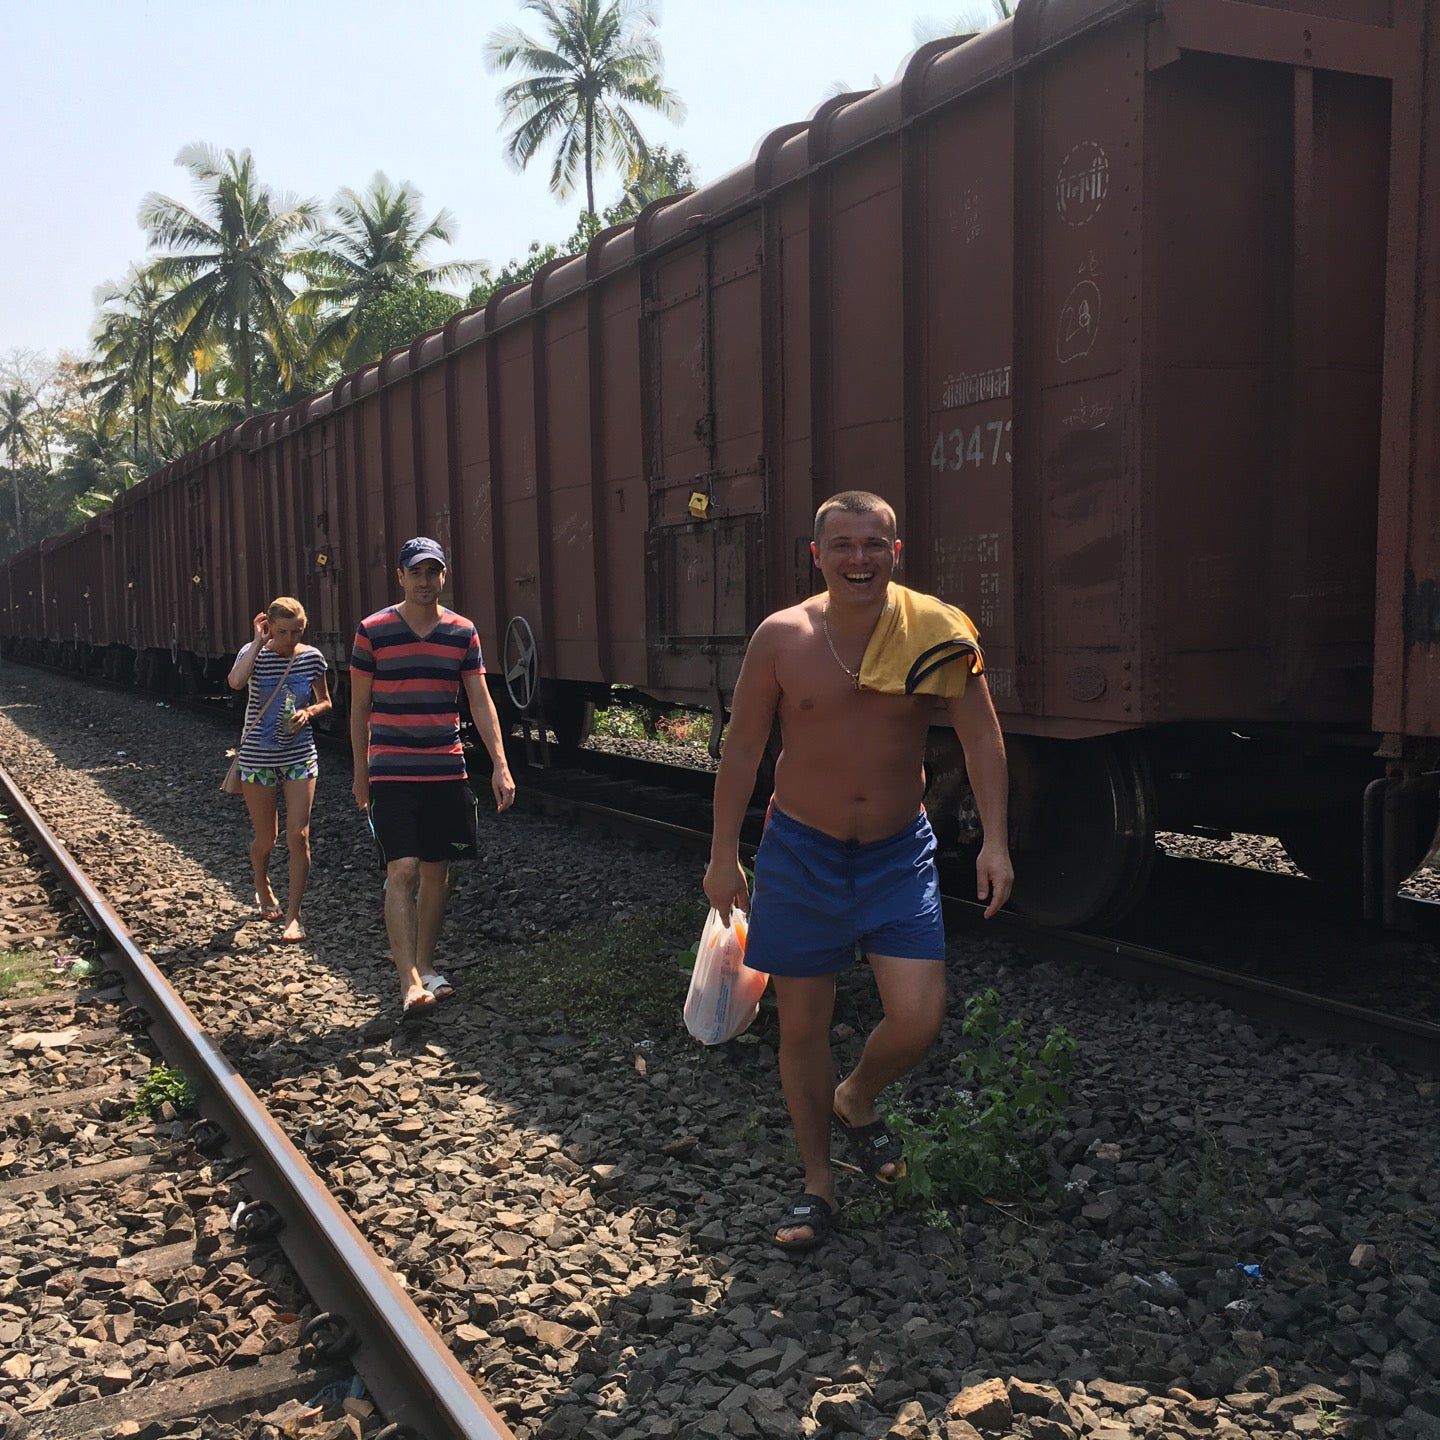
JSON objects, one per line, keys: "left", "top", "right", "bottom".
{"left": 0, "top": 0, "right": 985, "bottom": 360}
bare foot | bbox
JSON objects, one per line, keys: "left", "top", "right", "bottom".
{"left": 401, "top": 982, "right": 436, "bottom": 1017}
{"left": 280, "top": 917, "right": 306, "bottom": 944}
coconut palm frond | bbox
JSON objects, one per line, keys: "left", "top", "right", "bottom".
{"left": 486, "top": 0, "right": 685, "bottom": 215}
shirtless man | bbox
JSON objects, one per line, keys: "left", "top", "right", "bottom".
{"left": 703, "top": 490, "right": 1013, "bottom": 1251}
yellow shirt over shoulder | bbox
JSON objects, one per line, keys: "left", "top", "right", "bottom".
{"left": 858, "top": 583, "right": 985, "bottom": 699}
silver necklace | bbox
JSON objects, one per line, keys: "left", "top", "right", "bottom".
{"left": 821, "top": 605, "right": 863, "bottom": 690}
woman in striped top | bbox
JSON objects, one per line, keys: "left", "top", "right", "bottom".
{"left": 227, "top": 597, "right": 331, "bottom": 943}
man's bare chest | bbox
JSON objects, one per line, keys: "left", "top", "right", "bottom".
{"left": 777, "top": 644, "right": 927, "bottom": 723}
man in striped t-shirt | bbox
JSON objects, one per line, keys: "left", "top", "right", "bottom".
{"left": 350, "top": 537, "right": 516, "bottom": 1016}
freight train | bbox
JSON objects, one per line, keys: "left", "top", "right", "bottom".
{"left": 6, "top": 0, "right": 1439, "bottom": 929}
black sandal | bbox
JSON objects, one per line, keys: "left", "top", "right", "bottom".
{"left": 832, "top": 1109, "right": 908, "bottom": 1186}
{"left": 773, "top": 1193, "right": 834, "bottom": 1253}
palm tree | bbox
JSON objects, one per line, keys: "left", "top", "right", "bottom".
{"left": 610, "top": 143, "right": 692, "bottom": 220}
{"left": 140, "top": 144, "right": 321, "bottom": 415}
{"left": 486, "top": 0, "right": 686, "bottom": 217}
{"left": 301, "top": 173, "right": 476, "bottom": 370}
{"left": 0, "top": 388, "right": 39, "bottom": 547}
{"left": 58, "top": 410, "right": 142, "bottom": 519}
{"left": 90, "top": 266, "right": 177, "bottom": 465}
{"left": 912, "top": 2, "right": 1014, "bottom": 43}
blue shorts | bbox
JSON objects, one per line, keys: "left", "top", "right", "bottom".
{"left": 744, "top": 807, "right": 946, "bottom": 977}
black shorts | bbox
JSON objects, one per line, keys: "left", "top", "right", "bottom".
{"left": 367, "top": 780, "right": 478, "bottom": 865}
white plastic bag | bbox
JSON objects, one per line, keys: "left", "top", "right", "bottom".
{"left": 683, "top": 908, "right": 767, "bottom": 1046}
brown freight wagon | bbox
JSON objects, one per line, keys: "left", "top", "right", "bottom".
{"left": 4, "top": 0, "right": 1438, "bottom": 929}
{"left": 44, "top": 521, "right": 105, "bottom": 663}
{"left": 4, "top": 545, "right": 45, "bottom": 648}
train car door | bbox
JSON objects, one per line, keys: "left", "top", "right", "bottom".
{"left": 640, "top": 213, "right": 767, "bottom": 703}
{"left": 305, "top": 420, "right": 346, "bottom": 659}
{"left": 98, "top": 515, "right": 116, "bottom": 656}
{"left": 185, "top": 473, "right": 211, "bottom": 659}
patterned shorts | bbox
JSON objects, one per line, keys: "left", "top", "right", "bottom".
{"left": 239, "top": 758, "right": 319, "bottom": 786}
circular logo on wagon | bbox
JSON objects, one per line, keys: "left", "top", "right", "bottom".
{"left": 1055, "top": 141, "right": 1110, "bottom": 227}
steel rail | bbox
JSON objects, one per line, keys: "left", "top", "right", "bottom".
{"left": 0, "top": 760, "right": 515, "bottom": 1440}
{"left": 946, "top": 900, "right": 1440, "bottom": 1075}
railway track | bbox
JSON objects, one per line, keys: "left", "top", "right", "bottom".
{"left": 512, "top": 751, "right": 1440, "bottom": 1076}
{"left": 8, "top": 657, "right": 1440, "bottom": 1073}
{"left": 0, "top": 759, "right": 514, "bottom": 1440}
{"left": 3, "top": 659, "right": 1438, "bottom": 1439}
{"left": 9, "top": 655, "right": 1440, "bottom": 1074}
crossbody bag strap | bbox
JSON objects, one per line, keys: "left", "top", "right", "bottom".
{"left": 238, "top": 649, "right": 301, "bottom": 747}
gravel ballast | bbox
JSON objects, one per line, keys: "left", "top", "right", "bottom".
{"left": 0, "top": 663, "right": 1437, "bottom": 1440}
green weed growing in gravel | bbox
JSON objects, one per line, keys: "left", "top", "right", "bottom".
{"left": 885, "top": 989, "right": 1075, "bottom": 1221}
{"left": 128, "top": 1064, "right": 196, "bottom": 1120}
{"left": 593, "top": 704, "right": 652, "bottom": 741}
{"left": 593, "top": 697, "right": 715, "bottom": 751}
{"left": 1155, "top": 1121, "right": 1273, "bottom": 1246}
{"left": 656, "top": 710, "right": 713, "bottom": 749}
{"left": 496, "top": 899, "right": 707, "bottom": 1031}
{"left": 0, "top": 948, "right": 52, "bottom": 997}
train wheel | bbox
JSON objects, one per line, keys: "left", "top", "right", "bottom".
{"left": 1006, "top": 734, "right": 1157, "bottom": 930}
{"left": 543, "top": 684, "right": 595, "bottom": 756}
{"left": 1279, "top": 789, "right": 1437, "bottom": 893}
{"left": 1279, "top": 817, "right": 1360, "bottom": 890}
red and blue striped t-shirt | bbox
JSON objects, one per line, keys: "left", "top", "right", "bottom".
{"left": 350, "top": 606, "right": 484, "bottom": 782}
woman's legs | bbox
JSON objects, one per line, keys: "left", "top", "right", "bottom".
{"left": 241, "top": 781, "right": 280, "bottom": 914}
{"left": 279, "top": 776, "right": 316, "bottom": 941}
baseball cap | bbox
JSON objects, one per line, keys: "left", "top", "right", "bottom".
{"left": 398, "top": 537, "right": 447, "bottom": 570}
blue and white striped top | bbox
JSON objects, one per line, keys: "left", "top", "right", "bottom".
{"left": 236, "top": 643, "right": 329, "bottom": 768}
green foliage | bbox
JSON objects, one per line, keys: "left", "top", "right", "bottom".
{"left": 485, "top": 0, "right": 686, "bottom": 215}
{"left": 350, "top": 286, "right": 464, "bottom": 363}
{"left": 469, "top": 240, "right": 562, "bottom": 310}
{"left": 912, "top": 1, "right": 1014, "bottom": 43}
{"left": 128, "top": 1064, "right": 197, "bottom": 1120}
{"left": 0, "top": 949, "right": 50, "bottom": 998}
{"left": 489, "top": 898, "right": 705, "bottom": 1030}
{"left": 467, "top": 212, "right": 600, "bottom": 309}
{"left": 23, "top": 129, "right": 696, "bottom": 557}
{"left": 656, "top": 708, "right": 712, "bottom": 749}
{"left": 141, "top": 143, "right": 323, "bottom": 414}
{"left": 300, "top": 173, "right": 477, "bottom": 370}
{"left": 467, "top": 149, "right": 693, "bottom": 310}
{"left": 887, "top": 989, "right": 1075, "bottom": 1216}
{"left": 1154, "top": 1120, "right": 1273, "bottom": 1247}
{"left": 609, "top": 145, "right": 694, "bottom": 221}
{"left": 593, "top": 702, "right": 651, "bottom": 740}
{"left": 592, "top": 699, "right": 712, "bottom": 750}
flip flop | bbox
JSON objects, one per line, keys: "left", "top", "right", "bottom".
{"left": 280, "top": 923, "right": 307, "bottom": 945}
{"left": 421, "top": 973, "right": 455, "bottom": 1002}
{"left": 254, "top": 893, "right": 283, "bottom": 922}
{"left": 774, "top": 1193, "right": 834, "bottom": 1253}
{"left": 832, "top": 1108, "right": 908, "bottom": 1186}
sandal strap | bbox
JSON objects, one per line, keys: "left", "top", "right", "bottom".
{"left": 779, "top": 1193, "right": 832, "bottom": 1224}
{"left": 834, "top": 1113, "right": 907, "bottom": 1179}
